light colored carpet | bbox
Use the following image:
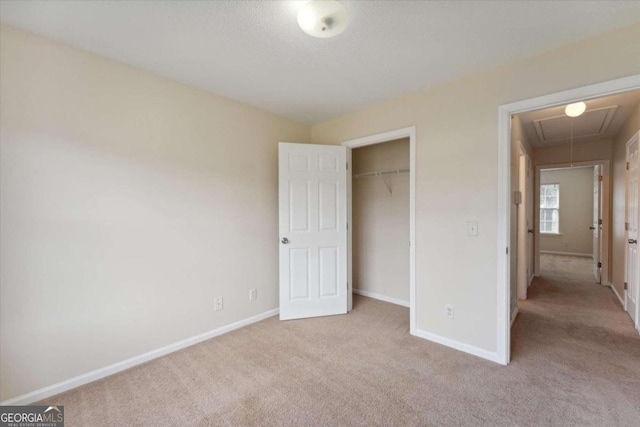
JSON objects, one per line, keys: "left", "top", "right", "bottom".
{"left": 39, "top": 254, "right": 640, "bottom": 426}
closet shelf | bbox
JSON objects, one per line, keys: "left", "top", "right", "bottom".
{"left": 353, "top": 168, "right": 409, "bottom": 179}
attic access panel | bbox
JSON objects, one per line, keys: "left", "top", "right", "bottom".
{"left": 533, "top": 105, "right": 618, "bottom": 143}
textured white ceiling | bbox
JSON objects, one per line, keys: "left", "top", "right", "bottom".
{"left": 1, "top": 1, "right": 639, "bottom": 124}
{"left": 518, "top": 90, "right": 640, "bottom": 147}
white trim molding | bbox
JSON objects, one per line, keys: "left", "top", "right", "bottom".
{"left": 497, "top": 73, "right": 640, "bottom": 366}
{"left": 414, "top": 329, "right": 499, "bottom": 363}
{"left": 609, "top": 284, "right": 625, "bottom": 307}
{"left": 342, "top": 126, "right": 416, "bottom": 335}
{"left": 0, "top": 308, "right": 279, "bottom": 406}
{"left": 353, "top": 288, "right": 410, "bottom": 307}
{"left": 540, "top": 251, "right": 592, "bottom": 258}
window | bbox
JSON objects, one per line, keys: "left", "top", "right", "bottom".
{"left": 540, "top": 183, "right": 559, "bottom": 234}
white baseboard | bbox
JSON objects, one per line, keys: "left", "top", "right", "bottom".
{"left": 540, "top": 250, "right": 592, "bottom": 257}
{"left": 353, "top": 288, "right": 409, "bottom": 307}
{"left": 1, "top": 308, "right": 280, "bottom": 406}
{"left": 511, "top": 306, "right": 519, "bottom": 327}
{"left": 413, "top": 329, "right": 499, "bottom": 363}
{"left": 609, "top": 283, "right": 625, "bottom": 307}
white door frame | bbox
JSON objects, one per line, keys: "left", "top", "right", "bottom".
{"left": 533, "top": 160, "right": 610, "bottom": 281}
{"left": 342, "top": 126, "right": 417, "bottom": 335}
{"left": 497, "top": 74, "right": 640, "bottom": 365}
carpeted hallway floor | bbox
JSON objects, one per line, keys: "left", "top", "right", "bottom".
{"left": 40, "top": 254, "right": 640, "bottom": 426}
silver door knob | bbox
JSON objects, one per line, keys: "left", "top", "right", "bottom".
{"left": 281, "top": 237, "right": 289, "bottom": 244}
{"left": 629, "top": 239, "right": 637, "bottom": 244}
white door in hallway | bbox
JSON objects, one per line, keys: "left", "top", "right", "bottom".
{"left": 626, "top": 136, "right": 639, "bottom": 329}
{"left": 525, "top": 154, "right": 534, "bottom": 285}
{"left": 278, "top": 143, "right": 348, "bottom": 320}
{"left": 517, "top": 150, "right": 534, "bottom": 300}
{"left": 592, "top": 165, "right": 602, "bottom": 284}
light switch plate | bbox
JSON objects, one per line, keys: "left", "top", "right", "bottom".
{"left": 467, "top": 221, "right": 478, "bottom": 236}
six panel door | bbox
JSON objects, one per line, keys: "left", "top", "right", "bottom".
{"left": 278, "top": 143, "right": 347, "bottom": 320}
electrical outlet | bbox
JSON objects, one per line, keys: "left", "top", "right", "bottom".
{"left": 445, "top": 304, "right": 454, "bottom": 319}
{"left": 249, "top": 288, "right": 257, "bottom": 301}
{"left": 214, "top": 297, "right": 223, "bottom": 311}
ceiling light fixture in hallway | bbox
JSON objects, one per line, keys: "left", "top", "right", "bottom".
{"left": 297, "top": 0, "right": 349, "bottom": 38}
{"left": 565, "top": 101, "right": 586, "bottom": 117}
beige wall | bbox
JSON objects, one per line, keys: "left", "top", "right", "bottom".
{"left": 311, "top": 24, "right": 640, "bottom": 354}
{"left": 612, "top": 102, "right": 640, "bottom": 298}
{"left": 0, "top": 25, "right": 309, "bottom": 401}
{"left": 540, "top": 168, "right": 594, "bottom": 255}
{"left": 352, "top": 138, "right": 410, "bottom": 303}
{"left": 533, "top": 139, "right": 613, "bottom": 166}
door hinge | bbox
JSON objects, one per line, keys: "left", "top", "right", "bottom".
{"left": 626, "top": 222, "right": 630, "bottom": 231}
{"left": 598, "top": 219, "right": 603, "bottom": 226}
{"left": 627, "top": 162, "right": 630, "bottom": 171}
{"left": 346, "top": 162, "right": 349, "bottom": 170}
{"left": 597, "top": 262, "right": 602, "bottom": 268}
{"left": 598, "top": 175, "right": 603, "bottom": 182}
{"left": 624, "top": 282, "right": 628, "bottom": 290}
{"left": 506, "top": 247, "right": 509, "bottom": 255}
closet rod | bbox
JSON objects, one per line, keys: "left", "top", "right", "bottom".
{"left": 354, "top": 168, "right": 409, "bottom": 179}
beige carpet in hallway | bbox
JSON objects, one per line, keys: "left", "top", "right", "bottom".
{"left": 39, "top": 254, "right": 640, "bottom": 426}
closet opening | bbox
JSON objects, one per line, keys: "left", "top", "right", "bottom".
{"left": 342, "top": 127, "right": 416, "bottom": 334}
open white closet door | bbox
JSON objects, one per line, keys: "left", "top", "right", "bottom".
{"left": 278, "top": 143, "right": 348, "bottom": 320}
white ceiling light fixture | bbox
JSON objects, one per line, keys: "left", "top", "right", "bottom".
{"left": 564, "top": 101, "right": 586, "bottom": 117}
{"left": 297, "top": 0, "right": 349, "bottom": 38}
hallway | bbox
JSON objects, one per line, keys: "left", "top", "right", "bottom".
{"left": 512, "top": 254, "right": 640, "bottom": 422}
